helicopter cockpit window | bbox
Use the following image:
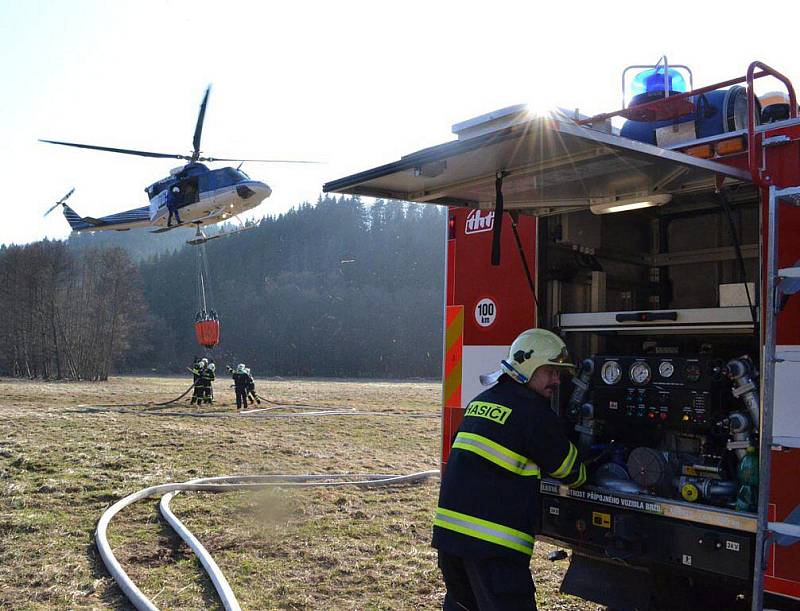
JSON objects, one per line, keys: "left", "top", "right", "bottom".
{"left": 201, "top": 168, "right": 246, "bottom": 192}
{"left": 221, "top": 167, "right": 246, "bottom": 185}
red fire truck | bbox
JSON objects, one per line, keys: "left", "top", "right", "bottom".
{"left": 325, "top": 59, "right": 800, "bottom": 610}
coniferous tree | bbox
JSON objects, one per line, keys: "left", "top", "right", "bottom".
{"left": 1, "top": 197, "right": 446, "bottom": 379}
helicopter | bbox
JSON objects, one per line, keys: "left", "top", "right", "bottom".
{"left": 41, "top": 86, "right": 314, "bottom": 245}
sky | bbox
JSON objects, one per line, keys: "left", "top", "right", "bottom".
{"left": 1, "top": 0, "right": 798, "bottom": 246}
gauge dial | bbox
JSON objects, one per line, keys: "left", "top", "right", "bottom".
{"left": 658, "top": 361, "right": 675, "bottom": 379}
{"left": 629, "top": 361, "right": 652, "bottom": 385}
{"left": 601, "top": 360, "right": 622, "bottom": 385}
{"left": 685, "top": 363, "right": 701, "bottom": 383}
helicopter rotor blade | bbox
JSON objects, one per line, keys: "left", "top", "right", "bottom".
{"left": 44, "top": 187, "right": 76, "bottom": 218}
{"left": 199, "top": 156, "right": 322, "bottom": 164}
{"left": 192, "top": 85, "right": 211, "bottom": 161}
{"left": 44, "top": 202, "right": 62, "bottom": 217}
{"left": 59, "top": 187, "right": 75, "bottom": 204}
{"left": 39, "top": 139, "right": 190, "bottom": 160}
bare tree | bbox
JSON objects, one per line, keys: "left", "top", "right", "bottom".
{"left": 0, "top": 244, "right": 148, "bottom": 380}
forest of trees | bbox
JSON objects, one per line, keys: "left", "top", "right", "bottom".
{"left": 0, "top": 241, "right": 148, "bottom": 380}
{"left": 0, "top": 196, "right": 446, "bottom": 380}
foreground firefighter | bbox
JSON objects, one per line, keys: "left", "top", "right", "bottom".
{"left": 432, "top": 329, "right": 587, "bottom": 611}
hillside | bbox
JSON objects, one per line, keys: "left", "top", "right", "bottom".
{"left": 135, "top": 196, "right": 446, "bottom": 377}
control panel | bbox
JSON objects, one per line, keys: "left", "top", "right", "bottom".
{"left": 590, "top": 356, "right": 726, "bottom": 432}
{"left": 541, "top": 495, "right": 752, "bottom": 580}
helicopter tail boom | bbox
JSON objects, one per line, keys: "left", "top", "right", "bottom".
{"left": 62, "top": 204, "right": 151, "bottom": 232}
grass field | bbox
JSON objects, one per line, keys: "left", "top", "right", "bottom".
{"left": 0, "top": 376, "right": 599, "bottom": 610}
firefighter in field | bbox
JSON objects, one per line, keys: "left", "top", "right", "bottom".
{"left": 432, "top": 329, "right": 587, "bottom": 611}
{"left": 227, "top": 363, "right": 250, "bottom": 411}
{"left": 201, "top": 362, "right": 216, "bottom": 404}
{"left": 245, "top": 367, "right": 260, "bottom": 405}
{"left": 189, "top": 358, "right": 207, "bottom": 406}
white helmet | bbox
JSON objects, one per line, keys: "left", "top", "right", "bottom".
{"left": 481, "top": 329, "right": 573, "bottom": 386}
{"left": 208, "top": 363, "right": 216, "bottom": 372}
{"left": 200, "top": 358, "right": 209, "bottom": 366}
{"left": 237, "top": 363, "right": 246, "bottom": 372}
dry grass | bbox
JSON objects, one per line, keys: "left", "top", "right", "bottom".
{"left": 0, "top": 376, "right": 598, "bottom": 610}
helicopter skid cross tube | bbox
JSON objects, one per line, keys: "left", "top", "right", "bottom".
{"left": 187, "top": 220, "right": 256, "bottom": 246}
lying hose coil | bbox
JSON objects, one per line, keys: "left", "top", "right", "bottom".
{"left": 97, "top": 471, "right": 439, "bottom": 611}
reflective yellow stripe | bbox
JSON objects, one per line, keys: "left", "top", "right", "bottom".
{"left": 452, "top": 432, "right": 540, "bottom": 477}
{"left": 569, "top": 463, "right": 587, "bottom": 488}
{"left": 434, "top": 507, "right": 534, "bottom": 555}
{"left": 550, "top": 442, "right": 578, "bottom": 479}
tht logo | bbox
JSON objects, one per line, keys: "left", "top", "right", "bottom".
{"left": 465, "top": 210, "right": 494, "bottom": 234}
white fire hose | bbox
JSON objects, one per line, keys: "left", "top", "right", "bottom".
{"left": 96, "top": 471, "right": 439, "bottom": 610}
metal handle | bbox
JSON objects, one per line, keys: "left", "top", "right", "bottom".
{"left": 615, "top": 311, "right": 678, "bottom": 323}
{"left": 746, "top": 61, "right": 798, "bottom": 186}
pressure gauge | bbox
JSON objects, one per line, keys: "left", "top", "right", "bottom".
{"left": 658, "top": 361, "right": 675, "bottom": 379}
{"left": 685, "top": 363, "right": 701, "bottom": 383}
{"left": 600, "top": 360, "right": 622, "bottom": 385}
{"left": 629, "top": 361, "right": 652, "bottom": 385}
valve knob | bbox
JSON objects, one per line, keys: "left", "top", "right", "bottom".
{"left": 681, "top": 483, "right": 700, "bottom": 502}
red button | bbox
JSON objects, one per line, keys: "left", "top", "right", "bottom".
{"left": 660, "top": 413, "right": 668, "bottom": 421}
{"left": 648, "top": 412, "right": 655, "bottom": 419}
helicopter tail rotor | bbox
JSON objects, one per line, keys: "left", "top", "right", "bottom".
{"left": 44, "top": 187, "right": 75, "bottom": 217}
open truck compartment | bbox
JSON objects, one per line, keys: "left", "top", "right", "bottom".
{"left": 324, "top": 61, "right": 800, "bottom": 607}
{"left": 532, "top": 193, "right": 763, "bottom": 594}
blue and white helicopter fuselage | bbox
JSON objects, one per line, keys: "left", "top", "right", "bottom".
{"left": 41, "top": 85, "right": 309, "bottom": 244}
{"left": 61, "top": 163, "right": 271, "bottom": 243}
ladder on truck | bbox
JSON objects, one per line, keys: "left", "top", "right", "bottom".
{"left": 755, "top": 185, "right": 800, "bottom": 611}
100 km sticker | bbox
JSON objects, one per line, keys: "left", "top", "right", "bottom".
{"left": 475, "top": 298, "right": 497, "bottom": 328}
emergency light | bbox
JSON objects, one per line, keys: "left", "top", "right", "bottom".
{"left": 630, "top": 67, "right": 688, "bottom": 97}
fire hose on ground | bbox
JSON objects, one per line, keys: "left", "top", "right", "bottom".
{"left": 97, "top": 471, "right": 439, "bottom": 611}
{"left": 82, "top": 384, "right": 440, "bottom": 608}
{"left": 76, "top": 403, "right": 437, "bottom": 419}
{"left": 75, "top": 385, "right": 438, "bottom": 419}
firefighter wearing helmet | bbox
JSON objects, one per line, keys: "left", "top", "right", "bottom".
{"left": 432, "top": 328, "right": 587, "bottom": 611}
{"left": 200, "top": 361, "right": 216, "bottom": 405}
{"left": 227, "top": 363, "right": 250, "bottom": 411}
{"left": 189, "top": 357, "right": 206, "bottom": 406}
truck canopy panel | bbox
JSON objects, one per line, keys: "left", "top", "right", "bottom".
{"left": 324, "top": 112, "right": 751, "bottom": 212}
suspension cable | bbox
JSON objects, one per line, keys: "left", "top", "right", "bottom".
{"left": 196, "top": 242, "right": 215, "bottom": 315}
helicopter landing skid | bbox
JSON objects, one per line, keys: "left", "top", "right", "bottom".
{"left": 186, "top": 222, "right": 255, "bottom": 246}
{"left": 150, "top": 223, "right": 185, "bottom": 234}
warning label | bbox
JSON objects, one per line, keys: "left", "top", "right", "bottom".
{"left": 540, "top": 482, "right": 664, "bottom": 515}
